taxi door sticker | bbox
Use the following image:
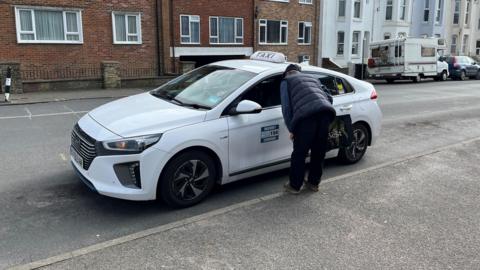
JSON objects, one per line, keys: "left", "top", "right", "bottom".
{"left": 261, "top": 125, "right": 279, "bottom": 143}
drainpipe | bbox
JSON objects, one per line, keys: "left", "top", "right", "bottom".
{"left": 155, "top": 0, "right": 163, "bottom": 76}
{"left": 313, "top": 0, "right": 320, "bottom": 66}
{"left": 253, "top": 0, "right": 257, "bottom": 55}
{"left": 169, "top": 0, "right": 176, "bottom": 73}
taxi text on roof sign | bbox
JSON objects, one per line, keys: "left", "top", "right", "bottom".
{"left": 250, "top": 51, "right": 287, "bottom": 63}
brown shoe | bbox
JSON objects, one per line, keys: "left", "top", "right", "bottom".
{"left": 303, "top": 180, "right": 319, "bottom": 192}
{"left": 284, "top": 182, "right": 301, "bottom": 195}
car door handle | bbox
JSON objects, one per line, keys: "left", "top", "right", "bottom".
{"left": 339, "top": 105, "right": 353, "bottom": 111}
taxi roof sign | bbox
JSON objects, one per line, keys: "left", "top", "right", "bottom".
{"left": 250, "top": 51, "right": 287, "bottom": 63}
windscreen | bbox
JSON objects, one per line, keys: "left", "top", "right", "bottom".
{"left": 151, "top": 65, "right": 256, "bottom": 109}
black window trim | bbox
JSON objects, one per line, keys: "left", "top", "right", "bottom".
{"left": 221, "top": 73, "right": 283, "bottom": 116}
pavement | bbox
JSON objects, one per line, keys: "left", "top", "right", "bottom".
{"left": 2, "top": 79, "right": 480, "bottom": 269}
{"left": 0, "top": 88, "right": 149, "bottom": 106}
{"left": 13, "top": 138, "right": 480, "bottom": 270}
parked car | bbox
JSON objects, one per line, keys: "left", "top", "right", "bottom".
{"left": 70, "top": 51, "right": 382, "bottom": 208}
{"left": 442, "top": 55, "right": 480, "bottom": 80}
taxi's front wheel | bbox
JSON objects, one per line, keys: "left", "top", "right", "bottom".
{"left": 159, "top": 151, "right": 216, "bottom": 208}
{"left": 338, "top": 123, "right": 369, "bottom": 164}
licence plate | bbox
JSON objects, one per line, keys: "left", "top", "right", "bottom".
{"left": 71, "top": 147, "right": 84, "bottom": 168}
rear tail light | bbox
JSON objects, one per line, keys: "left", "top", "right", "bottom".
{"left": 368, "top": 58, "right": 376, "bottom": 68}
{"left": 370, "top": 89, "right": 378, "bottom": 100}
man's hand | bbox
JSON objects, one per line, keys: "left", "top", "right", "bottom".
{"left": 289, "top": 133, "right": 294, "bottom": 141}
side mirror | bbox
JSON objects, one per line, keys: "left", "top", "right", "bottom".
{"left": 230, "top": 100, "right": 262, "bottom": 115}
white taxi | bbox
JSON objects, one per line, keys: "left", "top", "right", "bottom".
{"left": 70, "top": 52, "right": 382, "bottom": 208}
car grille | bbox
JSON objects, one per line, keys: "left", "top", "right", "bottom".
{"left": 71, "top": 124, "right": 97, "bottom": 170}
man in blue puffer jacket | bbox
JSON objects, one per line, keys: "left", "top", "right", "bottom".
{"left": 280, "top": 64, "right": 336, "bottom": 194}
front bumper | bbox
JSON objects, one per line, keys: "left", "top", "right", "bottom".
{"left": 71, "top": 144, "right": 170, "bottom": 201}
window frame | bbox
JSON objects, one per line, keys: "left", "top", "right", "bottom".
{"left": 298, "top": 21, "right": 312, "bottom": 45}
{"left": 385, "top": 0, "right": 393, "bottom": 21}
{"left": 423, "top": 0, "right": 430, "bottom": 22}
{"left": 462, "top": 35, "right": 469, "bottom": 54}
{"left": 352, "top": 31, "right": 361, "bottom": 56}
{"left": 180, "top": 14, "right": 201, "bottom": 45}
{"left": 337, "top": 31, "right": 345, "bottom": 56}
{"left": 399, "top": 0, "right": 407, "bottom": 21}
{"left": 338, "top": 0, "right": 346, "bottom": 18}
{"left": 14, "top": 6, "right": 83, "bottom": 44}
{"left": 259, "top": 19, "right": 288, "bottom": 45}
{"left": 465, "top": 0, "right": 471, "bottom": 25}
{"left": 209, "top": 16, "right": 244, "bottom": 45}
{"left": 435, "top": 0, "right": 442, "bottom": 24}
{"left": 353, "top": 0, "right": 362, "bottom": 19}
{"left": 299, "top": 0, "right": 313, "bottom": 4}
{"left": 112, "top": 12, "right": 142, "bottom": 45}
{"left": 451, "top": 35, "right": 458, "bottom": 54}
{"left": 453, "top": 0, "right": 460, "bottom": 25}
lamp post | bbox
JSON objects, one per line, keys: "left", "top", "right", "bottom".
{"left": 4, "top": 67, "right": 11, "bottom": 102}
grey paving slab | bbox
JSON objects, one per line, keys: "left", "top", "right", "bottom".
{"left": 40, "top": 140, "right": 480, "bottom": 270}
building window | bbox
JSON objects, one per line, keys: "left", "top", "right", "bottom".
{"left": 435, "top": 0, "right": 442, "bottom": 23}
{"left": 180, "top": 15, "right": 200, "bottom": 44}
{"left": 298, "top": 55, "right": 310, "bottom": 64}
{"left": 337, "top": 31, "right": 345, "bottom": 55}
{"left": 353, "top": 0, "right": 361, "bottom": 19}
{"left": 352, "top": 31, "right": 360, "bottom": 55}
{"left": 384, "top": 33, "right": 391, "bottom": 40}
{"left": 465, "top": 0, "right": 471, "bottom": 25}
{"left": 259, "top": 19, "right": 288, "bottom": 45}
{"left": 398, "top": 32, "right": 406, "bottom": 38}
{"left": 209, "top": 17, "right": 243, "bottom": 44}
{"left": 298, "top": 21, "right": 312, "bottom": 44}
{"left": 299, "top": 0, "right": 313, "bottom": 4}
{"left": 451, "top": 35, "right": 457, "bottom": 54}
{"left": 385, "top": 0, "right": 393, "bottom": 21}
{"left": 399, "top": 0, "right": 407, "bottom": 21}
{"left": 112, "top": 12, "right": 142, "bottom": 44}
{"left": 14, "top": 7, "right": 82, "bottom": 43}
{"left": 453, "top": 0, "right": 460, "bottom": 24}
{"left": 476, "top": 40, "right": 480, "bottom": 55}
{"left": 423, "top": 0, "right": 430, "bottom": 22}
{"left": 338, "top": 0, "right": 346, "bottom": 17}
{"left": 462, "top": 35, "right": 469, "bottom": 54}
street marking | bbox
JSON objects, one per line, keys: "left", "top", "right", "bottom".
{"left": 63, "top": 105, "right": 81, "bottom": 120}
{"left": 24, "top": 107, "right": 32, "bottom": 120}
{"left": 7, "top": 136, "right": 480, "bottom": 270}
{"left": 59, "top": 154, "right": 67, "bottom": 162}
{"left": 0, "top": 111, "right": 89, "bottom": 120}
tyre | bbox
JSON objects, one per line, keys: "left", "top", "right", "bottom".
{"left": 459, "top": 70, "right": 466, "bottom": 81}
{"left": 412, "top": 75, "right": 421, "bottom": 83}
{"left": 338, "top": 123, "right": 369, "bottom": 164}
{"left": 440, "top": 71, "right": 448, "bottom": 81}
{"left": 386, "top": 79, "right": 395, "bottom": 84}
{"left": 159, "top": 150, "right": 217, "bottom": 208}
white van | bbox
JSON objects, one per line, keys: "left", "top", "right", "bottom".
{"left": 367, "top": 37, "right": 449, "bottom": 83}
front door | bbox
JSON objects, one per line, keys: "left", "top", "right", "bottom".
{"left": 227, "top": 75, "right": 292, "bottom": 175}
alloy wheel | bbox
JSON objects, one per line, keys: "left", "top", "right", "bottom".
{"left": 172, "top": 160, "right": 210, "bottom": 201}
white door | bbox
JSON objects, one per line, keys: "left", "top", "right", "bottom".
{"left": 227, "top": 75, "right": 292, "bottom": 175}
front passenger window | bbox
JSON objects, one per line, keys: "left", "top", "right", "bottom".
{"left": 241, "top": 75, "right": 283, "bottom": 108}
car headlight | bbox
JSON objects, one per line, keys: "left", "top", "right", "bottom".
{"left": 100, "top": 134, "right": 162, "bottom": 155}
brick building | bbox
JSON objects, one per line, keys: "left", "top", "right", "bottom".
{"left": 0, "top": 0, "right": 163, "bottom": 92}
{"left": 160, "top": 0, "right": 255, "bottom": 74}
{"left": 254, "top": 0, "right": 319, "bottom": 65}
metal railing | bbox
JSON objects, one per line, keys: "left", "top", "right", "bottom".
{"left": 120, "top": 67, "right": 158, "bottom": 78}
{"left": 22, "top": 67, "right": 102, "bottom": 81}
